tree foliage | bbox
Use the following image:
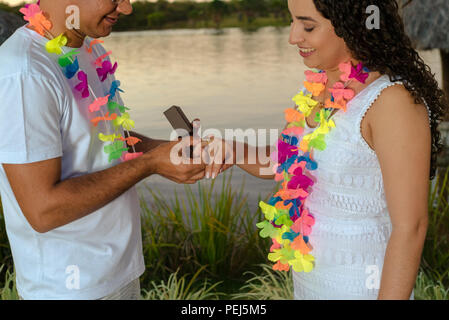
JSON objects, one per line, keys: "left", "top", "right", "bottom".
{"left": 0, "top": 1, "right": 289, "bottom": 31}
{"left": 114, "top": 0, "right": 288, "bottom": 31}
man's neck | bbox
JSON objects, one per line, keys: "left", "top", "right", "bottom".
{"left": 39, "top": 2, "right": 86, "bottom": 48}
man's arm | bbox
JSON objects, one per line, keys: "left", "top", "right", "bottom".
{"left": 125, "top": 119, "right": 202, "bottom": 153}
{"left": 125, "top": 130, "right": 168, "bottom": 153}
{"left": 3, "top": 140, "right": 206, "bottom": 234}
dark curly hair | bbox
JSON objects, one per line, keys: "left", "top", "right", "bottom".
{"left": 313, "top": 0, "right": 448, "bottom": 180}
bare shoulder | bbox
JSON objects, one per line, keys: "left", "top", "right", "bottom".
{"left": 367, "top": 83, "right": 430, "bottom": 135}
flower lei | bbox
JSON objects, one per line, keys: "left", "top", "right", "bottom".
{"left": 257, "top": 61, "right": 370, "bottom": 273}
{"left": 20, "top": 1, "right": 143, "bottom": 163}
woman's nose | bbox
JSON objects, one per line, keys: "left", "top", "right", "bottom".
{"left": 117, "top": 0, "right": 133, "bottom": 16}
{"left": 289, "top": 23, "right": 304, "bottom": 45}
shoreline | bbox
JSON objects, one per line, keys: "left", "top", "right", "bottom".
{"left": 108, "top": 25, "right": 290, "bottom": 37}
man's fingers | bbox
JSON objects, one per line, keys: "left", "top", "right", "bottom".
{"left": 189, "top": 170, "right": 205, "bottom": 181}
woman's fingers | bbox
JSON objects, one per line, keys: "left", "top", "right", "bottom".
{"left": 206, "top": 142, "right": 228, "bottom": 179}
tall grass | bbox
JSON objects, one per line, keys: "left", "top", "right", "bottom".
{"left": 415, "top": 270, "right": 449, "bottom": 300}
{"left": 231, "top": 264, "right": 293, "bottom": 300}
{"left": 141, "top": 266, "right": 223, "bottom": 300}
{"left": 0, "top": 201, "right": 13, "bottom": 290}
{"left": 422, "top": 167, "right": 449, "bottom": 288}
{"left": 138, "top": 171, "right": 271, "bottom": 290}
{"left": 0, "top": 265, "right": 18, "bottom": 300}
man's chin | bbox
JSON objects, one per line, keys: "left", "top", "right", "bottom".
{"left": 89, "top": 28, "right": 112, "bottom": 39}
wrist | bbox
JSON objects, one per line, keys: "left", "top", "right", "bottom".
{"left": 233, "top": 140, "right": 246, "bottom": 164}
{"left": 142, "top": 148, "right": 160, "bottom": 176}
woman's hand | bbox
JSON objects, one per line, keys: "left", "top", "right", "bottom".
{"left": 204, "top": 136, "right": 236, "bottom": 179}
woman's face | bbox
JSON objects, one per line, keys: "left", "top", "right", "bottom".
{"left": 288, "top": 0, "right": 352, "bottom": 70}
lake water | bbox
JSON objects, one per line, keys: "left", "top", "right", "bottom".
{"left": 102, "top": 27, "right": 442, "bottom": 209}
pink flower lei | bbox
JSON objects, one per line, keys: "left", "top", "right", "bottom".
{"left": 20, "top": 1, "right": 143, "bottom": 163}
{"left": 258, "top": 61, "right": 370, "bottom": 273}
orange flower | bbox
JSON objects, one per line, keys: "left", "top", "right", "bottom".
{"left": 284, "top": 108, "right": 304, "bottom": 123}
{"left": 304, "top": 81, "right": 325, "bottom": 97}
{"left": 275, "top": 201, "right": 292, "bottom": 211}
{"left": 324, "top": 98, "right": 347, "bottom": 112}
{"left": 290, "top": 236, "right": 312, "bottom": 255}
{"left": 28, "top": 12, "right": 52, "bottom": 36}
{"left": 273, "top": 261, "right": 290, "bottom": 272}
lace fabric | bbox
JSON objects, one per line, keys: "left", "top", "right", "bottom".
{"left": 293, "top": 74, "right": 417, "bottom": 300}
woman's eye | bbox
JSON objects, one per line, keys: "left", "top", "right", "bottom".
{"left": 305, "top": 27, "right": 314, "bottom": 32}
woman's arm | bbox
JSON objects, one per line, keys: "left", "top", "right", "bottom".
{"left": 204, "top": 138, "right": 275, "bottom": 180}
{"left": 369, "top": 85, "right": 431, "bottom": 300}
{"left": 236, "top": 141, "right": 275, "bottom": 179}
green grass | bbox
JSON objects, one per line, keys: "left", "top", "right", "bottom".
{"left": 141, "top": 266, "right": 223, "bottom": 300}
{"left": 231, "top": 264, "right": 293, "bottom": 300}
{"left": 138, "top": 171, "right": 271, "bottom": 291}
{"left": 415, "top": 270, "right": 449, "bottom": 300}
{"left": 0, "top": 201, "right": 13, "bottom": 291}
{"left": 422, "top": 168, "right": 449, "bottom": 288}
{"left": 0, "top": 265, "right": 18, "bottom": 300}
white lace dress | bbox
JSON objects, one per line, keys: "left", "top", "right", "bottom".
{"left": 293, "top": 74, "right": 418, "bottom": 300}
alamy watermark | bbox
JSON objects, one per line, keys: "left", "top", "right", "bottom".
{"left": 65, "top": 265, "right": 80, "bottom": 290}
{"left": 168, "top": 125, "right": 279, "bottom": 176}
{"left": 65, "top": 5, "right": 80, "bottom": 30}
{"left": 365, "top": 265, "right": 381, "bottom": 290}
{"left": 366, "top": 5, "right": 380, "bottom": 30}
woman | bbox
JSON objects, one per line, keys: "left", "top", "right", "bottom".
{"left": 206, "top": 0, "right": 447, "bottom": 299}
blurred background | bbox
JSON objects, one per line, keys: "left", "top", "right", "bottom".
{"left": 0, "top": 0, "right": 448, "bottom": 300}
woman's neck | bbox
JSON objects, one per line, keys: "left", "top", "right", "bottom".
{"left": 324, "top": 62, "right": 382, "bottom": 89}
{"left": 318, "top": 65, "right": 382, "bottom": 103}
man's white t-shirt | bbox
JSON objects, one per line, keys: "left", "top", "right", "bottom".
{"left": 0, "top": 26, "right": 145, "bottom": 299}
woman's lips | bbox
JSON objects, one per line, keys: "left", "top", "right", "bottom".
{"left": 299, "top": 50, "right": 315, "bottom": 58}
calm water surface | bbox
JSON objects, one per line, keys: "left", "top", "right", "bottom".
{"left": 102, "top": 27, "right": 442, "bottom": 208}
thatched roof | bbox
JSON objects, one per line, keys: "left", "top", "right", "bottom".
{"left": 401, "top": 0, "right": 449, "bottom": 51}
{"left": 0, "top": 10, "right": 25, "bottom": 46}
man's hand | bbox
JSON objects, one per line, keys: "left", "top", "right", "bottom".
{"left": 147, "top": 137, "right": 209, "bottom": 184}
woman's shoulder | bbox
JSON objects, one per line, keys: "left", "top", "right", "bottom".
{"left": 373, "top": 79, "right": 427, "bottom": 118}
{"left": 367, "top": 77, "right": 430, "bottom": 140}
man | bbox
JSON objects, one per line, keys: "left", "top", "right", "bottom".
{"left": 0, "top": 0, "right": 206, "bottom": 299}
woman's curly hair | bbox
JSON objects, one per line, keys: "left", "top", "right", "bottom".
{"left": 313, "top": 0, "right": 448, "bottom": 180}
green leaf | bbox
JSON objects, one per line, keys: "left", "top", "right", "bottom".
{"left": 104, "top": 141, "right": 128, "bottom": 162}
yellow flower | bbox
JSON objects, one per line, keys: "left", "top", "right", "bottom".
{"left": 45, "top": 34, "right": 67, "bottom": 55}
{"left": 292, "top": 92, "right": 318, "bottom": 117}
{"left": 113, "top": 112, "right": 135, "bottom": 130}
{"left": 259, "top": 201, "right": 277, "bottom": 221}
{"left": 98, "top": 133, "right": 122, "bottom": 142}
{"left": 315, "top": 109, "right": 336, "bottom": 135}
{"left": 289, "top": 251, "right": 315, "bottom": 273}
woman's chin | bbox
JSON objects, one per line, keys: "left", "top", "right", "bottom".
{"left": 304, "top": 60, "right": 319, "bottom": 70}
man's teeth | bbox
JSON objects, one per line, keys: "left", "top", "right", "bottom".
{"left": 300, "top": 48, "right": 316, "bottom": 53}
